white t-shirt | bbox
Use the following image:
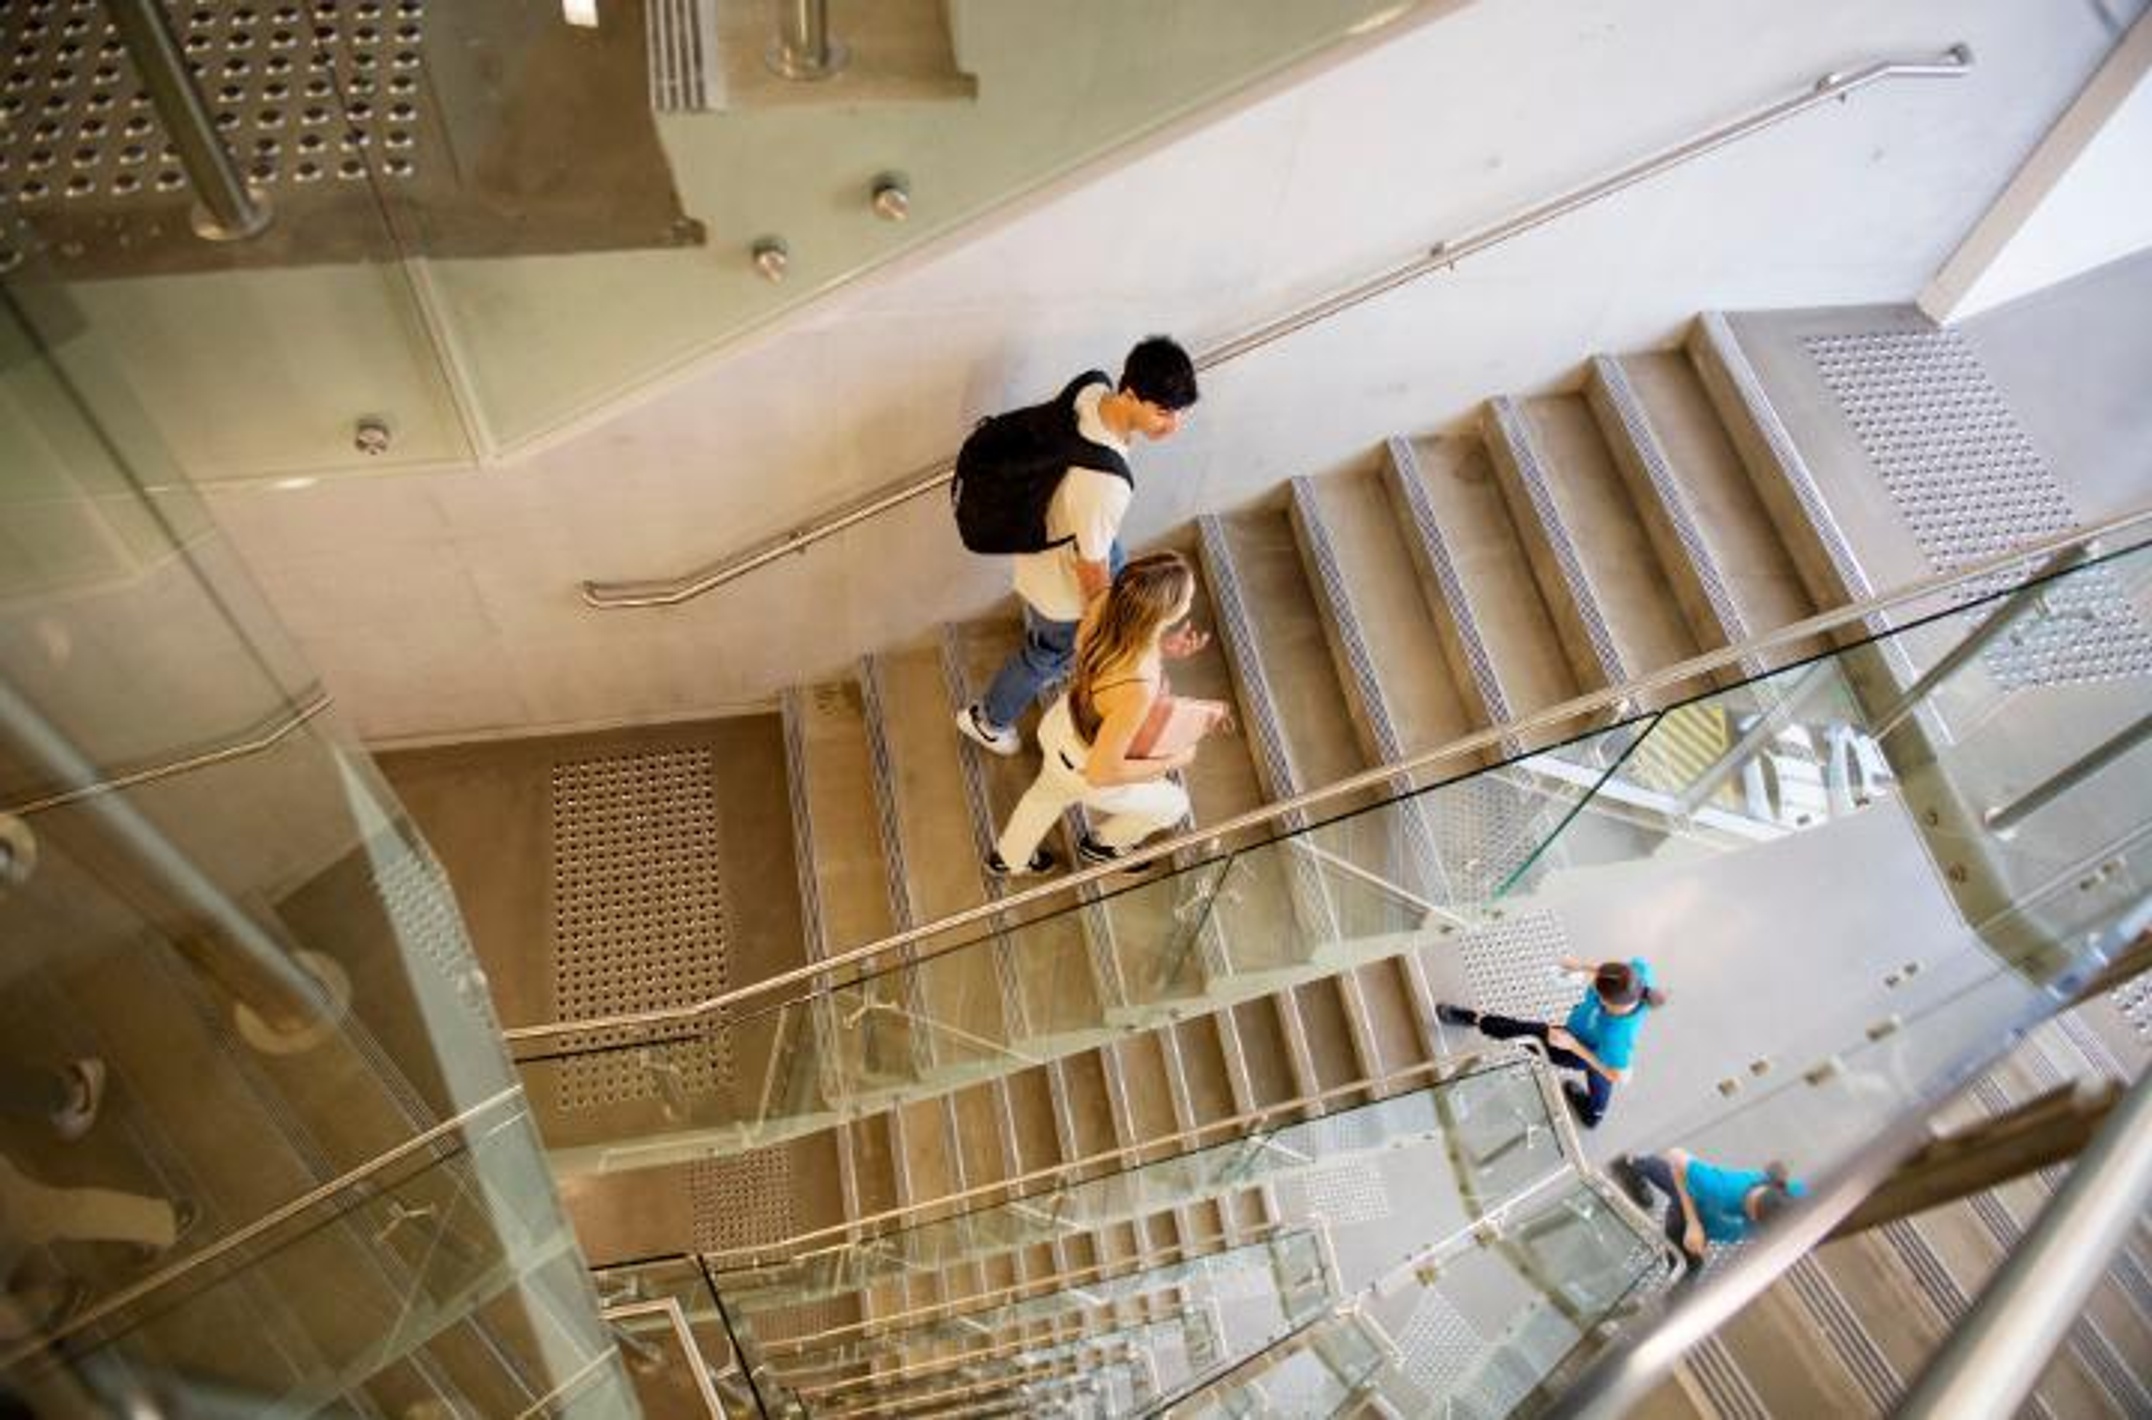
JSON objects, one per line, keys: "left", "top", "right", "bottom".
{"left": 1010, "top": 383, "right": 1132, "bottom": 622}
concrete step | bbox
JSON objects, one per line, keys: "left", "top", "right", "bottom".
{"left": 1587, "top": 351, "right": 1823, "bottom": 679}
{"left": 1685, "top": 312, "right": 1874, "bottom": 618}
{"left": 782, "top": 682, "right": 912, "bottom": 1219}
{"left": 1198, "top": 507, "right": 1411, "bottom": 1094}
{"left": 1383, "top": 434, "right": 1584, "bottom": 748}
{"left": 862, "top": 648, "right": 1018, "bottom": 1076}
{"left": 1485, "top": 392, "right": 1704, "bottom": 703}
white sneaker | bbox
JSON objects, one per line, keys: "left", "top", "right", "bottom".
{"left": 955, "top": 703, "right": 1021, "bottom": 757}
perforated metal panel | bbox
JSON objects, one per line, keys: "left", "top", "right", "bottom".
{"left": 550, "top": 748, "right": 729, "bottom": 1111}
{"left": 1426, "top": 768, "right": 1563, "bottom": 901}
{"left": 1805, "top": 329, "right": 2152, "bottom": 690}
{"left": 1456, "top": 910, "right": 1576, "bottom": 1023}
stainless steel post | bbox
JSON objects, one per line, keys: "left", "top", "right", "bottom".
{"left": 767, "top": 0, "right": 848, "bottom": 80}
{"left": 1984, "top": 711, "right": 2152, "bottom": 834}
{"left": 1898, "top": 1063, "right": 2152, "bottom": 1418}
{"left": 106, "top": 0, "right": 272, "bottom": 240}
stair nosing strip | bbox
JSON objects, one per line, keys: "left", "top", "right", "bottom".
{"left": 1488, "top": 394, "right": 1629, "bottom": 688}
{"left": 1784, "top": 1254, "right": 1901, "bottom": 1413}
{"left": 1290, "top": 473, "right": 1453, "bottom": 908}
{"left": 1382, "top": 435, "right": 1524, "bottom": 737}
{"left": 939, "top": 623, "right": 1036, "bottom": 1045}
{"left": 1062, "top": 801, "right": 1136, "bottom": 1013}
{"left": 1590, "top": 354, "right": 1763, "bottom": 672}
{"left": 858, "top": 654, "right": 939, "bottom": 1074}
{"left": 1694, "top": 312, "right": 1877, "bottom": 608}
{"left": 1685, "top": 1335, "right": 1771, "bottom": 1420}
{"left": 1196, "top": 516, "right": 1339, "bottom": 1098}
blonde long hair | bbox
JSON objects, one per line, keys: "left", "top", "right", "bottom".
{"left": 1071, "top": 551, "right": 1194, "bottom": 740}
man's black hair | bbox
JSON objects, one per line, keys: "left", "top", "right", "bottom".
{"left": 1120, "top": 336, "right": 1199, "bottom": 411}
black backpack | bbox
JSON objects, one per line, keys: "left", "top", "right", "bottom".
{"left": 952, "top": 370, "right": 1133, "bottom": 555}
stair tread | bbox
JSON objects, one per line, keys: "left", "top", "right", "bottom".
{"left": 796, "top": 681, "right": 903, "bottom": 952}
{"left": 946, "top": 622, "right": 1106, "bottom": 1040}
{"left": 1304, "top": 469, "right": 1477, "bottom": 757}
{"left": 1401, "top": 434, "right": 1582, "bottom": 723}
{"left": 873, "top": 646, "right": 1014, "bottom": 1055}
{"left": 1624, "top": 351, "right": 1817, "bottom": 628}
{"left": 1512, "top": 392, "right": 1703, "bottom": 683}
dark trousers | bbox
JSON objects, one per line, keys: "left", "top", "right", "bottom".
{"left": 1628, "top": 1153, "right": 1705, "bottom": 1276}
{"left": 1467, "top": 1012, "right": 1614, "bottom": 1127}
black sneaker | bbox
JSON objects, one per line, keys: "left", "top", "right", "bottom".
{"left": 985, "top": 847, "right": 1057, "bottom": 878}
{"left": 1434, "top": 1003, "right": 1478, "bottom": 1028}
{"left": 1076, "top": 833, "right": 1155, "bottom": 873}
{"left": 1562, "top": 1083, "right": 1600, "bottom": 1129}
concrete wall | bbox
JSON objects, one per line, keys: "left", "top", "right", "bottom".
{"left": 198, "top": 0, "right": 2146, "bottom": 744}
{"left": 1922, "top": 10, "right": 2152, "bottom": 323}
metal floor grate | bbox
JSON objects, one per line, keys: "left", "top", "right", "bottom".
{"left": 550, "top": 748, "right": 730, "bottom": 1112}
{"left": 1805, "top": 328, "right": 2152, "bottom": 691}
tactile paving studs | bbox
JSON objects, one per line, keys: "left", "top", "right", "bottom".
{"left": 0, "top": 0, "right": 426, "bottom": 223}
{"left": 1391, "top": 1288, "right": 1485, "bottom": 1404}
{"left": 551, "top": 748, "right": 731, "bottom": 1111}
{"left": 1456, "top": 910, "right": 1577, "bottom": 1024}
{"left": 687, "top": 1149, "right": 798, "bottom": 1253}
{"left": 1301, "top": 1163, "right": 1393, "bottom": 1227}
{"left": 1807, "top": 329, "right": 2152, "bottom": 691}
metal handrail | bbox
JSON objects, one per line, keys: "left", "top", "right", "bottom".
{"left": 1544, "top": 917, "right": 2144, "bottom": 1420}
{"left": 506, "top": 505, "right": 2152, "bottom": 1048}
{"left": 600, "top": 1297, "right": 727, "bottom": 1418}
{"left": 0, "top": 1084, "right": 527, "bottom": 1370}
{"left": 2, "top": 688, "right": 333, "bottom": 818}
{"left": 578, "top": 44, "right": 1973, "bottom": 610}
{"left": 1897, "top": 1060, "right": 2152, "bottom": 1417}
{"left": 701, "top": 1053, "right": 1480, "bottom": 1270}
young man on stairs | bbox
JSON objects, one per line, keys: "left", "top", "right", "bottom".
{"left": 957, "top": 337, "right": 1202, "bottom": 755}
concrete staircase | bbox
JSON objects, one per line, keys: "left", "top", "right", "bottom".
{"left": 535, "top": 308, "right": 2152, "bottom": 1415}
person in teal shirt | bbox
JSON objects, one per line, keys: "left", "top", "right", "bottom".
{"left": 1612, "top": 1149, "right": 1806, "bottom": 1281}
{"left": 1435, "top": 956, "right": 1664, "bottom": 1127}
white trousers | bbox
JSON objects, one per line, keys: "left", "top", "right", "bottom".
{"left": 996, "top": 700, "right": 1190, "bottom": 866}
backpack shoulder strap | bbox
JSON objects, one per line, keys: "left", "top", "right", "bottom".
{"left": 1057, "top": 369, "right": 1113, "bottom": 405}
{"left": 1056, "top": 369, "right": 1132, "bottom": 485}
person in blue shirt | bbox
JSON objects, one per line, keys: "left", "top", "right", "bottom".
{"left": 1434, "top": 956, "right": 1663, "bottom": 1128}
{"left": 1611, "top": 1149, "right": 1806, "bottom": 1282}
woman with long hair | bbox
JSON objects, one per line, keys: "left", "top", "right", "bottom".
{"left": 987, "top": 551, "right": 1228, "bottom": 875}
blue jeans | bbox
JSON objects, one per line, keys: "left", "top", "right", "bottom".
{"left": 982, "top": 603, "right": 1079, "bottom": 729}
{"left": 980, "top": 541, "right": 1125, "bottom": 729}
